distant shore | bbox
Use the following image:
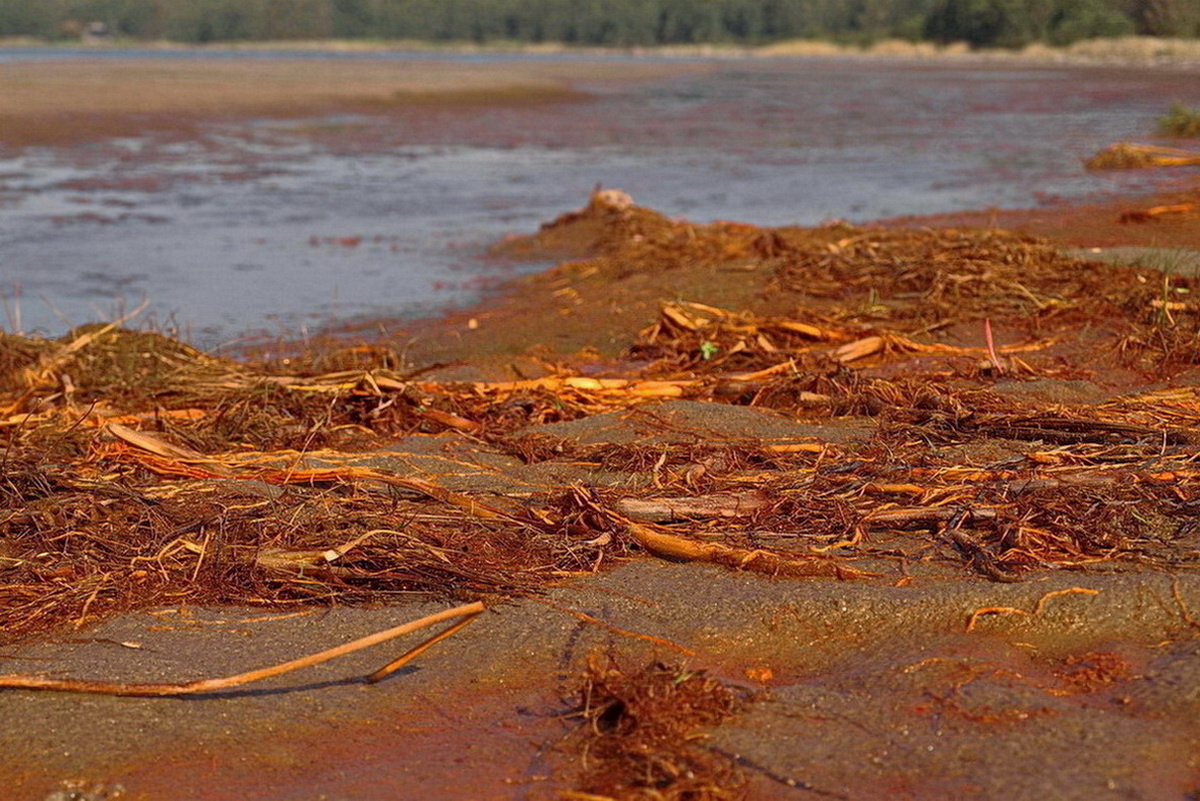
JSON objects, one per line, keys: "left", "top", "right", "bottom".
{"left": 1, "top": 37, "right": 1197, "bottom": 150}
{"left": 3, "top": 33, "right": 1200, "bottom": 65}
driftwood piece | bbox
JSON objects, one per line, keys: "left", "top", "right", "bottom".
{"left": 0, "top": 601, "right": 484, "bottom": 697}
{"left": 614, "top": 491, "right": 771, "bottom": 523}
{"left": 625, "top": 521, "right": 874, "bottom": 580}
{"left": 863, "top": 506, "right": 999, "bottom": 527}
{"left": 833, "top": 332, "right": 1054, "bottom": 365}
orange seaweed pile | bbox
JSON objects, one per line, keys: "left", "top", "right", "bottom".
{"left": 2, "top": 192, "right": 1199, "bottom": 645}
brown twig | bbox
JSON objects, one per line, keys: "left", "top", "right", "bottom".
{"left": 0, "top": 601, "right": 485, "bottom": 696}
{"left": 531, "top": 598, "right": 696, "bottom": 656}
{"left": 1170, "top": 575, "right": 1200, "bottom": 630}
{"left": 365, "top": 612, "right": 483, "bottom": 683}
{"left": 965, "top": 606, "right": 1030, "bottom": 632}
{"left": 966, "top": 587, "right": 1100, "bottom": 632}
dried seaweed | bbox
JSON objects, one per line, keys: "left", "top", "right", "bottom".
{"left": 567, "top": 655, "right": 750, "bottom": 801}
{"left": 4, "top": 194, "right": 1200, "bottom": 647}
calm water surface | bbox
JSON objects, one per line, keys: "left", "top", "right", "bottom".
{"left": 1, "top": 51, "right": 1197, "bottom": 346}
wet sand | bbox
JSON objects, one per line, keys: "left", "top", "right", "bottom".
{"left": 8, "top": 566, "right": 1200, "bottom": 799}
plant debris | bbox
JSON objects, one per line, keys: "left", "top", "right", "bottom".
{"left": 1085, "top": 142, "right": 1200, "bottom": 170}
{"left": 3, "top": 190, "right": 1200, "bottom": 647}
{"left": 567, "top": 655, "right": 750, "bottom": 800}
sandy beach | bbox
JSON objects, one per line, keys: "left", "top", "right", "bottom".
{"left": 2, "top": 49, "right": 1200, "bottom": 799}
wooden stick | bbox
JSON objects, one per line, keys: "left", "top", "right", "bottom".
{"left": 863, "top": 506, "right": 999, "bottom": 526}
{"left": 0, "top": 601, "right": 485, "bottom": 697}
{"left": 614, "top": 491, "right": 770, "bottom": 523}
{"left": 365, "top": 612, "right": 482, "bottom": 683}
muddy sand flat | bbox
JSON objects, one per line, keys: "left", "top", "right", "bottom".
{"left": 4, "top": 181, "right": 1200, "bottom": 799}
{"left": 0, "top": 56, "right": 711, "bottom": 148}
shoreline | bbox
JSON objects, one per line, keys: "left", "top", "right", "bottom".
{"left": 2, "top": 51, "right": 1197, "bottom": 357}
{"left": 1, "top": 38, "right": 1198, "bottom": 150}
{"left": 261, "top": 177, "right": 1196, "bottom": 388}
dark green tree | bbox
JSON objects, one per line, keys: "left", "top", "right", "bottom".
{"left": 1132, "top": 0, "right": 1200, "bottom": 36}
{"left": 0, "top": 0, "right": 62, "bottom": 38}
{"left": 0, "top": 0, "right": 1190, "bottom": 47}
{"left": 925, "top": 0, "right": 1039, "bottom": 46}
{"left": 331, "top": 0, "right": 374, "bottom": 37}
{"left": 1049, "top": 0, "right": 1133, "bottom": 43}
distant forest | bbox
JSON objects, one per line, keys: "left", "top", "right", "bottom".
{"left": 0, "top": 0, "right": 1197, "bottom": 49}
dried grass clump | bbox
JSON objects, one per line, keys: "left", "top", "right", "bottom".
{"left": 1086, "top": 142, "right": 1200, "bottom": 169}
{"left": 0, "top": 443, "right": 613, "bottom": 645}
{"left": 769, "top": 227, "right": 1156, "bottom": 326}
{"left": 618, "top": 229, "right": 1200, "bottom": 378}
{"left": 492, "top": 187, "right": 844, "bottom": 279}
{"left": 4, "top": 324, "right": 235, "bottom": 397}
{"left": 570, "top": 655, "right": 749, "bottom": 800}
{"left": 627, "top": 301, "right": 844, "bottom": 375}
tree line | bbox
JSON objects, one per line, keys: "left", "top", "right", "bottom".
{"left": 0, "top": 0, "right": 1196, "bottom": 49}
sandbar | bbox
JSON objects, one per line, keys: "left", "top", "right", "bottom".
{"left": 0, "top": 56, "right": 711, "bottom": 147}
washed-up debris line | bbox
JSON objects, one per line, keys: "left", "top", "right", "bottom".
{"left": 2, "top": 191, "right": 1199, "bottom": 645}
{"left": 1085, "top": 141, "right": 1200, "bottom": 170}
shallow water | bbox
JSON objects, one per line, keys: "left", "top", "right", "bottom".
{"left": 0, "top": 52, "right": 1196, "bottom": 346}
